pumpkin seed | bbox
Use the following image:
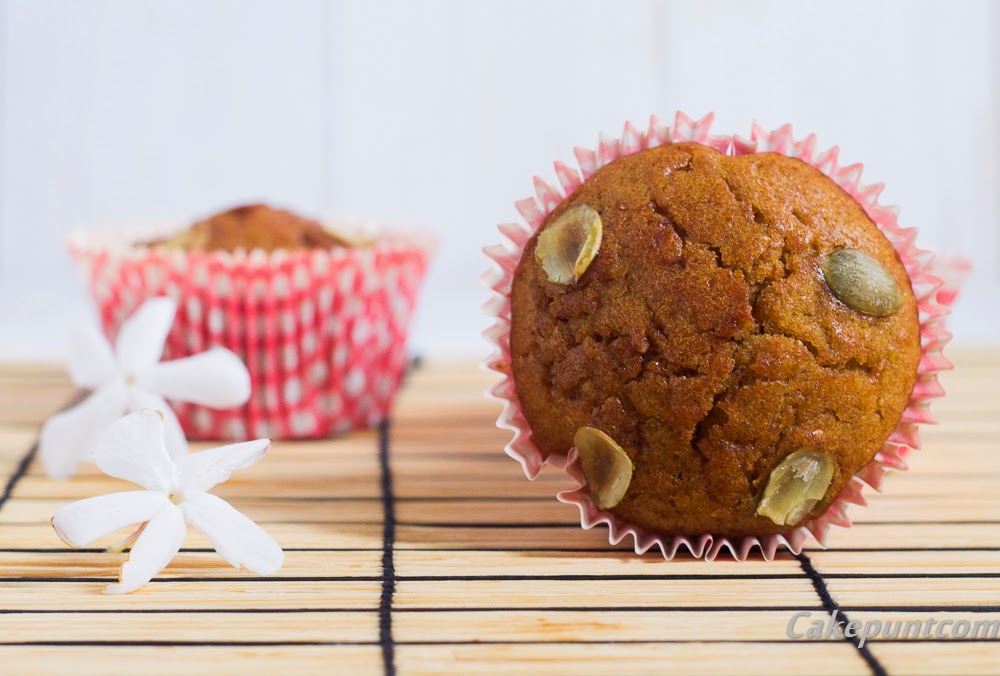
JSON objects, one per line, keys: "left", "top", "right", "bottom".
{"left": 574, "top": 426, "right": 633, "bottom": 509}
{"left": 822, "top": 248, "right": 903, "bottom": 317}
{"left": 757, "top": 450, "right": 834, "bottom": 526}
{"left": 535, "top": 205, "right": 603, "bottom": 285}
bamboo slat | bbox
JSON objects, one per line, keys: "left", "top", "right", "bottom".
{"left": 0, "top": 349, "right": 998, "bottom": 675}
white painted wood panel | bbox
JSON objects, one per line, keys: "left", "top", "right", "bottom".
{"left": 0, "top": 0, "right": 329, "bottom": 356}
{"left": 1, "top": 0, "right": 996, "bottom": 360}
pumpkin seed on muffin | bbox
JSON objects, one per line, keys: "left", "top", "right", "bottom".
{"left": 573, "top": 426, "right": 633, "bottom": 509}
{"left": 534, "top": 204, "right": 602, "bottom": 285}
{"left": 822, "top": 248, "right": 904, "bottom": 317}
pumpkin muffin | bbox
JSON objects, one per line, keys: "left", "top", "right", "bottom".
{"left": 509, "top": 141, "right": 920, "bottom": 538}
{"left": 154, "top": 203, "right": 359, "bottom": 252}
{"left": 71, "top": 203, "right": 432, "bottom": 442}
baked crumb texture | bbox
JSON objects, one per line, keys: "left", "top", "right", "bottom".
{"left": 154, "top": 203, "right": 353, "bottom": 253}
{"left": 509, "top": 142, "right": 920, "bottom": 537}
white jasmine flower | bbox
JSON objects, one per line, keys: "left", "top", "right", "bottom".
{"left": 52, "top": 410, "right": 284, "bottom": 594}
{"left": 40, "top": 297, "right": 251, "bottom": 478}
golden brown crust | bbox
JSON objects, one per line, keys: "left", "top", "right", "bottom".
{"left": 153, "top": 204, "right": 354, "bottom": 253}
{"left": 509, "top": 142, "right": 921, "bottom": 537}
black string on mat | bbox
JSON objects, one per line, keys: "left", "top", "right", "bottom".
{"left": 796, "top": 552, "right": 888, "bottom": 676}
{"left": 378, "top": 418, "right": 398, "bottom": 676}
{"left": 0, "top": 391, "right": 86, "bottom": 516}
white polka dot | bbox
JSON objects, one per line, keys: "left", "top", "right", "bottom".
{"left": 352, "top": 320, "right": 371, "bottom": 345}
{"left": 145, "top": 267, "right": 164, "bottom": 289}
{"left": 385, "top": 269, "right": 399, "bottom": 291}
{"left": 227, "top": 418, "right": 247, "bottom": 439}
{"left": 309, "top": 361, "right": 328, "bottom": 385}
{"left": 333, "top": 344, "right": 348, "bottom": 367}
{"left": 253, "top": 279, "right": 267, "bottom": 299}
{"left": 301, "top": 331, "right": 317, "bottom": 354}
{"left": 208, "top": 308, "right": 224, "bottom": 333}
{"left": 318, "top": 288, "right": 334, "bottom": 311}
{"left": 187, "top": 297, "right": 203, "bottom": 321}
{"left": 375, "top": 375, "right": 393, "bottom": 398}
{"left": 300, "top": 300, "right": 315, "bottom": 324}
{"left": 338, "top": 268, "right": 355, "bottom": 294}
{"left": 293, "top": 266, "right": 309, "bottom": 290}
{"left": 284, "top": 377, "right": 303, "bottom": 405}
{"left": 290, "top": 411, "right": 315, "bottom": 435}
{"left": 274, "top": 275, "right": 290, "bottom": 298}
{"left": 254, "top": 420, "right": 276, "bottom": 438}
{"left": 283, "top": 345, "right": 298, "bottom": 370}
{"left": 215, "top": 274, "right": 231, "bottom": 295}
{"left": 376, "top": 324, "right": 391, "bottom": 349}
{"left": 392, "top": 295, "right": 410, "bottom": 325}
{"left": 194, "top": 408, "right": 214, "bottom": 431}
{"left": 281, "top": 310, "right": 296, "bottom": 335}
{"left": 345, "top": 369, "right": 366, "bottom": 395}
{"left": 193, "top": 264, "right": 209, "bottom": 286}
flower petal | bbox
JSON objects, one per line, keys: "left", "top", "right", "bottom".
{"left": 105, "top": 502, "right": 186, "bottom": 595}
{"left": 67, "top": 321, "right": 117, "bottom": 389}
{"left": 181, "top": 492, "right": 284, "bottom": 576}
{"left": 129, "top": 390, "right": 190, "bottom": 458}
{"left": 114, "top": 297, "right": 177, "bottom": 374}
{"left": 39, "top": 382, "right": 129, "bottom": 479}
{"left": 139, "top": 348, "right": 251, "bottom": 408}
{"left": 176, "top": 438, "right": 271, "bottom": 494}
{"left": 94, "top": 410, "right": 177, "bottom": 491}
{"left": 52, "top": 490, "right": 168, "bottom": 547}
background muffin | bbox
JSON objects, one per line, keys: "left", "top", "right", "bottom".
{"left": 69, "top": 204, "right": 433, "bottom": 441}
{"left": 152, "top": 203, "right": 362, "bottom": 252}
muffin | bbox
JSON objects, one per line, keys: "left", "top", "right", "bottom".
{"left": 509, "top": 141, "right": 919, "bottom": 537}
{"left": 152, "top": 203, "right": 363, "bottom": 252}
{"left": 486, "top": 113, "right": 958, "bottom": 557}
{"left": 69, "top": 204, "right": 433, "bottom": 441}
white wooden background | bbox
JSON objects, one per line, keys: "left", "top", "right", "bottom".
{"left": 0, "top": 0, "right": 997, "bottom": 359}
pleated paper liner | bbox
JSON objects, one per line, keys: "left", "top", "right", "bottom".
{"left": 483, "top": 112, "right": 965, "bottom": 560}
{"left": 69, "top": 222, "right": 434, "bottom": 441}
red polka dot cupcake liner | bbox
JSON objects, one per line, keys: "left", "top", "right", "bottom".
{"left": 69, "top": 223, "right": 433, "bottom": 441}
{"left": 483, "top": 112, "right": 970, "bottom": 560}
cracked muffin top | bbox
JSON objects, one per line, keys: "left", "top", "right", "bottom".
{"left": 152, "top": 204, "right": 357, "bottom": 253}
{"left": 509, "top": 141, "right": 920, "bottom": 537}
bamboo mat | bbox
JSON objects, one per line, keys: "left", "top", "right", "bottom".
{"left": 0, "top": 350, "right": 998, "bottom": 675}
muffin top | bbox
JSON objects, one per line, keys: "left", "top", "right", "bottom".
{"left": 509, "top": 142, "right": 920, "bottom": 537}
{"left": 154, "top": 204, "right": 357, "bottom": 253}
